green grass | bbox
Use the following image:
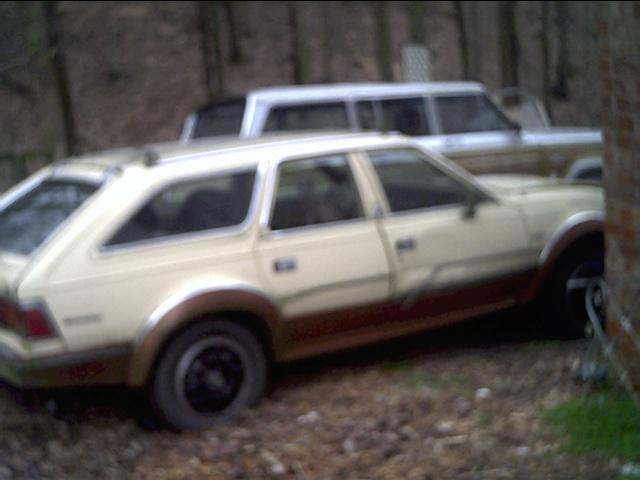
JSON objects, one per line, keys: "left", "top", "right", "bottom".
{"left": 544, "top": 392, "right": 640, "bottom": 461}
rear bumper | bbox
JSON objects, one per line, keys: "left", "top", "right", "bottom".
{"left": 0, "top": 343, "right": 131, "bottom": 388}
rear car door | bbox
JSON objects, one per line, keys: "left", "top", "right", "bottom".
{"left": 362, "top": 148, "right": 537, "bottom": 322}
{"left": 257, "top": 153, "right": 391, "bottom": 356}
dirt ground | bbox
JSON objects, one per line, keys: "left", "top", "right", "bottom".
{"left": 0, "top": 309, "right": 623, "bottom": 480}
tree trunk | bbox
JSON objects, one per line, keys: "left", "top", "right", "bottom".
{"left": 43, "top": 1, "right": 77, "bottom": 155}
{"left": 320, "top": 2, "right": 334, "bottom": 83}
{"left": 406, "top": 1, "right": 426, "bottom": 45}
{"left": 540, "top": 1, "right": 553, "bottom": 119}
{"left": 199, "top": 1, "right": 224, "bottom": 101}
{"left": 287, "top": 1, "right": 308, "bottom": 84}
{"left": 453, "top": 1, "right": 470, "bottom": 80}
{"left": 552, "top": 1, "right": 570, "bottom": 99}
{"left": 18, "top": 1, "right": 71, "bottom": 158}
{"left": 372, "top": 1, "right": 393, "bottom": 81}
{"left": 222, "top": 1, "right": 243, "bottom": 63}
{"left": 498, "top": 1, "right": 519, "bottom": 88}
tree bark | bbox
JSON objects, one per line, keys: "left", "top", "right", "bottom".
{"left": 372, "top": 1, "right": 393, "bottom": 81}
{"left": 43, "top": 1, "right": 77, "bottom": 155}
{"left": 498, "top": 1, "right": 519, "bottom": 88}
{"left": 453, "top": 1, "right": 470, "bottom": 80}
{"left": 540, "top": 1, "right": 553, "bottom": 119}
{"left": 18, "top": 1, "right": 72, "bottom": 158}
{"left": 406, "top": 1, "right": 426, "bottom": 45}
{"left": 321, "top": 2, "right": 334, "bottom": 83}
{"left": 287, "top": 1, "right": 309, "bottom": 84}
{"left": 222, "top": 1, "right": 243, "bottom": 63}
{"left": 552, "top": 0, "right": 570, "bottom": 99}
{"left": 199, "top": 1, "right": 224, "bottom": 101}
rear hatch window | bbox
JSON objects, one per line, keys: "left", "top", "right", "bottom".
{"left": 191, "top": 98, "right": 246, "bottom": 138}
{"left": 0, "top": 179, "right": 98, "bottom": 256}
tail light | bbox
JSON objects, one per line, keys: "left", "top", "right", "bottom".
{"left": 0, "top": 300, "right": 56, "bottom": 339}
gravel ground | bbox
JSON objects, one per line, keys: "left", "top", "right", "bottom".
{"left": 0, "top": 310, "right": 623, "bottom": 480}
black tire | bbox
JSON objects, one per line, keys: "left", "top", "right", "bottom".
{"left": 150, "top": 320, "right": 266, "bottom": 430}
{"left": 543, "top": 245, "right": 605, "bottom": 338}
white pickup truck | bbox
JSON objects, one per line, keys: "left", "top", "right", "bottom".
{"left": 181, "top": 82, "right": 602, "bottom": 181}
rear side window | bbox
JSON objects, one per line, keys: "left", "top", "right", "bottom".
{"left": 270, "top": 155, "right": 363, "bottom": 231}
{"left": 368, "top": 149, "right": 469, "bottom": 212}
{"left": 263, "top": 103, "right": 349, "bottom": 132}
{"left": 435, "top": 94, "right": 515, "bottom": 134}
{"left": 105, "top": 170, "right": 255, "bottom": 247}
{"left": 356, "top": 97, "right": 430, "bottom": 136}
{"left": 0, "top": 180, "right": 98, "bottom": 256}
{"left": 191, "top": 98, "right": 246, "bottom": 138}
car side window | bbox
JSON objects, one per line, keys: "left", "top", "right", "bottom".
{"left": 368, "top": 149, "right": 469, "bottom": 213}
{"left": 263, "top": 102, "right": 349, "bottom": 132}
{"left": 356, "top": 98, "right": 430, "bottom": 136}
{"left": 435, "top": 94, "right": 515, "bottom": 134}
{"left": 105, "top": 170, "right": 255, "bottom": 247}
{"left": 270, "top": 155, "right": 364, "bottom": 231}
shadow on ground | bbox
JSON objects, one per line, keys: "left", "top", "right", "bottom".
{"left": 1, "top": 305, "right": 563, "bottom": 429}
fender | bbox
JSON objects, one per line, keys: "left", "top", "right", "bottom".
{"left": 128, "top": 282, "right": 282, "bottom": 386}
{"left": 525, "top": 210, "right": 604, "bottom": 300}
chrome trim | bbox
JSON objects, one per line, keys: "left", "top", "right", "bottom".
{"left": 136, "top": 281, "right": 278, "bottom": 347}
{"left": 280, "top": 272, "right": 390, "bottom": 305}
{"left": 241, "top": 94, "right": 258, "bottom": 137}
{"left": 98, "top": 162, "right": 267, "bottom": 256}
{"left": 538, "top": 211, "right": 604, "bottom": 266}
{"left": 180, "top": 113, "right": 197, "bottom": 142}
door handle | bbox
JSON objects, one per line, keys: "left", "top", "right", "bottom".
{"left": 396, "top": 237, "right": 415, "bottom": 252}
{"left": 274, "top": 257, "right": 297, "bottom": 273}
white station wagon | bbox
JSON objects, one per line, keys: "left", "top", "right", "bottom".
{"left": 0, "top": 133, "right": 604, "bottom": 429}
{"left": 181, "top": 82, "right": 603, "bottom": 180}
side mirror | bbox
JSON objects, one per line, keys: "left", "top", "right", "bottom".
{"left": 462, "top": 190, "right": 478, "bottom": 220}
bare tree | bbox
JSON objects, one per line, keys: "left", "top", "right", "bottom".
{"left": 222, "top": 1, "right": 243, "bottom": 64}
{"left": 540, "top": 1, "right": 553, "bottom": 118}
{"left": 321, "top": 2, "right": 334, "bottom": 83}
{"left": 287, "top": 1, "right": 309, "bottom": 84}
{"left": 453, "top": 1, "right": 470, "bottom": 80}
{"left": 199, "top": 1, "right": 224, "bottom": 101}
{"left": 43, "top": 1, "right": 77, "bottom": 155}
{"left": 552, "top": 0, "right": 570, "bottom": 99}
{"left": 18, "top": 1, "right": 75, "bottom": 157}
{"left": 498, "top": 1, "right": 519, "bottom": 88}
{"left": 406, "top": 1, "right": 426, "bottom": 45}
{"left": 372, "top": 1, "right": 393, "bottom": 81}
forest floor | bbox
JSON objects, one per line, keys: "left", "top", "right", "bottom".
{"left": 0, "top": 309, "right": 625, "bottom": 480}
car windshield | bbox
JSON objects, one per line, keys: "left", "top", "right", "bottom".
{"left": 191, "top": 98, "right": 246, "bottom": 138}
{"left": 0, "top": 179, "right": 98, "bottom": 256}
{"left": 435, "top": 94, "right": 516, "bottom": 134}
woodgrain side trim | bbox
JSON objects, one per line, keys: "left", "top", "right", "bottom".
{"left": 129, "top": 287, "right": 282, "bottom": 386}
{"left": 281, "top": 268, "right": 537, "bottom": 362}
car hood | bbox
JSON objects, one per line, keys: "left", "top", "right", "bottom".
{"left": 476, "top": 174, "right": 556, "bottom": 192}
{"left": 476, "top": 173, "right": 602, "bottom": 199}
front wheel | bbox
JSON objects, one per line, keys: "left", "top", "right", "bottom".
{"left": 544, "top": 246, "right": 605, "bottom": 338}
{"left": 150, "top": 320, "right": 266, "bottom": 430}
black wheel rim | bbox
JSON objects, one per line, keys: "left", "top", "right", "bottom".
{"left": 175, "top": 338, "right": 246, "bottom": 414}
{"left": 565, "top": 258, "right": 605, "bottom": 335}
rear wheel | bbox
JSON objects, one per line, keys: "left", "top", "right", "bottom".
{"left": 544, "top": 245, "right": 605, "bottom": 338}
{"left": 150, "top": 320, "right": 266, "bottom": 430}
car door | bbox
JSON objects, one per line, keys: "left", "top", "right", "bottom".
{"left": 362, "top": 147, "right": 538, "bottom": 323}
{"left": 257, "top": 153, "right": 391, "bottom": 356}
